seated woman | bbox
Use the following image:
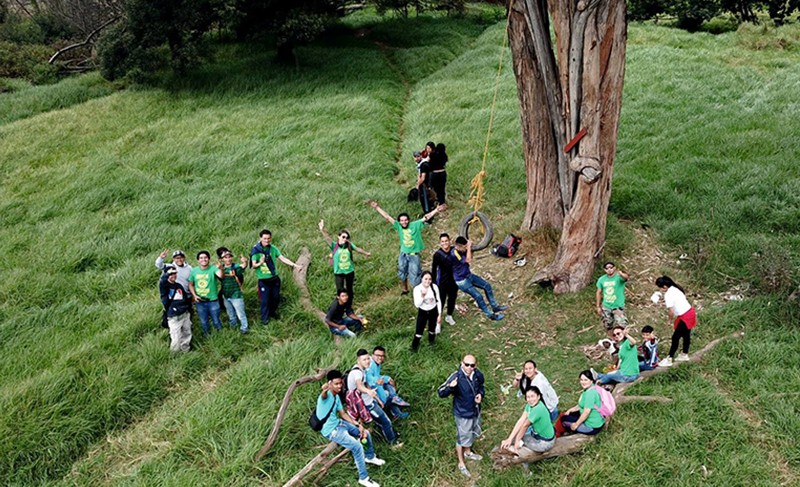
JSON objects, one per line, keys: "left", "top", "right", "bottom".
{"left": 560, "top": 370, "right": 605, "bottom": 435}
{"left": 511, "top": 360, "right": 559, "bottom": 422}
{"left": 500, "top": 386, "right": 556, "bottom": 455}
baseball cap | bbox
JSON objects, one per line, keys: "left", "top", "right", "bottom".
{"left": 167, "top": 267, "right": 178, "bottom": 275}
{"left": 413, "top": 151, "right": 421, "bottom": 157}
{"left": 172, "top": 250, "right": 185, "bottom": 258}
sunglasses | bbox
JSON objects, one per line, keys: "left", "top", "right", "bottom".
{"left": 463, "top": 363, "right": 476, "bottom": 368}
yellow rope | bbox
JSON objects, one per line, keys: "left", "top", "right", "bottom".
{"left": 467, "top": 0, "right": 513, "bottom": 225}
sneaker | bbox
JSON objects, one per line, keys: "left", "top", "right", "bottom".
{"left": 365, "top": 456, "right": 386, "bottom": 466}
{"left": 392, "top": 396, "right": 410, "bottom": 407}
{"left": 393, "top": 411, "right": 409, "bottom": 420}
{"left": 676, "top": 353, "right": 690, "bottom": 362}
{"left": 445, "top": 315, "right": 456, "bottom": 326}
{"left": 391, "top": 442, "right": 404, "bottom": 450}
{"left": 358, "top": 477, "right": 380, "bottom": 487}
{"left": 401, "top": 290, "right": 409, "bottom": 296}
{"left": 590, "top": 367, "right": 599, "bottom": 382}
{"left": 435, "top": 322, "right": 442, "bottom": 335}
{"left": 493, "top": 305, "right": 508, "bottom": 312}
{"left": 660, "top": 357, "right": 674, "bottom": 367}
{"left": 489, "top": 313, "right": 505, "bottom": 321}
{"left": 464, "top": 452, "right": 483, "bottom": 461}
{"left": 240, "top": 329, "right": 249, "bottom": 335}
{"left": 458, "top": 464, "right": 471, "bottom": 478}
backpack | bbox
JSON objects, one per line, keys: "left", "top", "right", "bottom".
{"left": 590, "top": 385, "right": 617, "bottom": 419}
{"left": 491, "top": 234, "right": 522, "bottom": 258}
{"left": 308, "top": 396, "right": 337, "bottom": 432}
{"left": 339, "top": 365, "right": 360, "bottom": 402}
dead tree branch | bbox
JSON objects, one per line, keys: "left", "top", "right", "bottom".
{"left": 48, "top": 16, "right": 120, "bottom": 64}
{"left": 281, "top": 442, "right": 340, "bottom": 487}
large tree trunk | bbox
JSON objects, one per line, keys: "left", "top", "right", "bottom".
{"left": 509, "top": 0, "right": 627, "bottom": 294}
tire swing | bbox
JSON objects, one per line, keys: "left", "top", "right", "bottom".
{"left": 458, "top": 7, "right": 509, "bottom": 252}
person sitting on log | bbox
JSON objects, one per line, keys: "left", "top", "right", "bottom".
{"left": 349, "top": 349, "right": 403, "bottom": 448}
{"left": 315, "top": 369, "right": 385, "bottom": 487}
{"left": 639, "top": 325, "right": 659, "bottom": 371}
{"left": 367, "top": 346, "right": 410, "bottom": 420}
{"left": 560, "top": 370, "right": 605, "bottom": 435}
{"left": 511, "top": 360, "right": 559, "bottom": 422}
{"left": 593, "top": 326, "right": 640, "bottom": 385}
{"left": 501, "top": 385, "right": 556, "bottom": 457}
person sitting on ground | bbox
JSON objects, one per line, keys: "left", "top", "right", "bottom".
{"left": 596, "top": 261, "right": 630, "bottom": 332}
{"left": 367, "top": 346, "right": 410, "bottom": 420}
{"left": 511, "top": 360, "right": 559, "bottom": 422}
{"left": 594, "top": 326, "right": 639, "bottom": 384}
{"left": 560, "top": 370, "right": 605, "bottom": 435}
{"left": 250, "top": 229, "right": 301, "bottom": 326}
{"left": 188, "top": 250, "right": 224, "bottom": 337}
{"left": 428, "top": 142, "right": 449, "bottom": 210}
{"left": 431, "top": 233, "right": 458, "bottom": 326}
{"left": 156, "top": 249, "right": 192, "bottom": 289}
{"left": 325, "top": 289, "right": 364, "bottom": 338}
{"left": 438, "top": 354, "right": 485, "bottom": 478}
{"left": 368, "top": 200, "right": 440, "bottom": 294}
{"left": 349, "top": 349, "right": 403, "bottom": 448}
{"left": 412, "top": 271, "right": 443, "bottom": 351}
{"left": 639, "top": 325, "right": 659, "bottom": 371}
{"left": 319, "top": 220, "right": 371, "bottom": 307}
{"left": 160, "top": 267, "right": 192, "bottom": 352}
{"left": 655, "top": 275, "right": 696, "bottom": 367}
{"left": 219, "top": 250, "right": 249, "bottom": 335}
{"left": 447, "top": 237, "right": 507, "bottom": 321}
{"left": 500, "top": 386, "right": 556, "bottom": 457}
{"left": 315, "top": 369, "right": 385, "bottom": 487}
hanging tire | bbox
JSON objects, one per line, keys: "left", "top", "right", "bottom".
{"left": 458, "top": 211, "right": 494, "bottom": 251}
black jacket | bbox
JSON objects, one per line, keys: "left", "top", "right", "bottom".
{"left": 432, "top": 248, "right": 456, "bottom": 287}
{"left": 160, "top": 275, "right": 192, "bottom": 318}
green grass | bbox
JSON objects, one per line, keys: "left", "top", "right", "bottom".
{"left": 1, "top": 9, "right": 799, "bottom": 487}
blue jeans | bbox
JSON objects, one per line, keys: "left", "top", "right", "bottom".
{"left": 195, "top": 300, "right": 222, "bottom": 335}
{"left": 368, "top": 402, "right": 397, "bottom": 444}
{"left": 398, "top": 253, "right": 422, "bottom": 287}
{"left": 329, "top": 317, "right": 362, "bottom": 338}
{"left": 549, "top": 407, "right": 559, "bottom": 423}
{"left": 258, "top": 277, "right": 281, "bottom": 325}
{"left": 597, "top": 370, "right": 639, "bottom": 384}
{"left": 324, "top": 420, "right": 375, "bottom": 480}
{"left": 222, "top": 296, "right": 248, "bottom": 333}
{"left": 639, "top": 361, "right": 657, "bottom": 372}
{"left": 560, "top": 412, "right": 603, "bottom": 435}
{"left": 375, "top": 383, "right": 402, "bottom": 418}
{"left": 456, "top": 274, "right": 499, "bottom": 317}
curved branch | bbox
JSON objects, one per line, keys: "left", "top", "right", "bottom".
{"left": 49, "top": 16, "right": 120, "bottom": 64}
{"left": 292, "top": 247, "right": 331, "bottom": 331}
{"left": 281, "top": 442, "right": 340, "bottom": 487}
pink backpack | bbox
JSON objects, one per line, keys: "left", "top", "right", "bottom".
{"left": 590, "top": 385, "right": 617, "bottom": 418}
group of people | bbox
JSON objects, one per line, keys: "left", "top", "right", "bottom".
{"left": 412, "top": 141, "right": 449, "bottom": 216}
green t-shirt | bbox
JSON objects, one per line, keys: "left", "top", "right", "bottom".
{"left": 618, "top": 338, "right": 640, "bottom": 377}
{"left": 525, "top": 401, "right": 555, "bottom": 439}
{"left": 392, "top": 220, "right": 425, "bottom": 254}
{"left": 578, "top": 388, "right": 605, "bottom": 428}
{"left": 189, "top": 265, "right": 220, "bottom": 301}
{"left": 330, "top": 241, "right": 357, "bottom": 275}
{"left": 252, "top": 246, "right": 282, "bottom": 280}
{"left": 596, "top": 273, "right": 626, "bottom": 309}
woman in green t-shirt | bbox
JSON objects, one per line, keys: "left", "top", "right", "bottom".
{"left": 319, "top": 220, "right": 371, "bottom": 306}
{"left": 500, "top": 386, "right": 556, "bottom": 454}
{"left": 560, "top": 370, "right": 605, "bottom": 435}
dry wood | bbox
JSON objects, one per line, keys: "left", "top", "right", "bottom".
{"left": 491, "top": 331, "right": 743, "bottom": 468}
{"left": 292, "top": 247, "right": 332, "bottom": 331}
{"left": 281, "top": 442, "right": 339, "bottom": 487}
{"left": 48, "top": 16, "right": 120, "bottom": 64}
{"left": 310, "top": 448, "right": 350, "bottom": 485}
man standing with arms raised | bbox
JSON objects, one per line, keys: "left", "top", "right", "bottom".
{"left": 438, "top": 354, "right": 485, "bottom": 478}
{"left": 250, "top": 230, "right": 301, "bottom": 326}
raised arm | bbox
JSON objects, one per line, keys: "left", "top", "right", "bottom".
{"left": 155, "top": 249, "right": 168, "bottom": 270}
{"left": 465, "top": 240, "right": 473, "bottom": 264}
{"left": 318, "top": 219, "right": 332, "bottom": 246}
{"left": 438, "top": 372, "right": 459, "bottom": 398}
{"left": 421, "top": 205, "right": 440, "bottom": 223}
{"left": 369, "top": 200, "right": 396, "bottom": 225}
{"left": 617, "top": 270, "right": 630, "bottom": 281}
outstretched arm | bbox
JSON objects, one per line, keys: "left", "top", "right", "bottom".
{"left": 318, "top": 220, "right": 332, "bottom": 246}
{"left": 422, "top": 205, "right": 440, "bottom": 223}
{"left": 369, "top": 200, "right": 395, "bottom": 225}
{"left": 278, "top": 255, "right": 301, "bottom": 270}
{"left": 354, "top": 246, "right": 371, "bottom": 257}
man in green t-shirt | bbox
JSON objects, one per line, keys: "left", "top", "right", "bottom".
{"left": 188, "top": 250, "right": 224, "bottom": 337}
{"left": 369, "top": 200, "right": 440, "bottom": 294}
{"left": 250, "top": 229, "right": 301, "bottom": 325}
{"left": 218, "top": 250, "right": 249, "bottom": 335}
{"left": 595, "top": 326, "right": 640, "bottom": 384}
{"left": 595, "top": 261, "right": 630, "bottom": 330}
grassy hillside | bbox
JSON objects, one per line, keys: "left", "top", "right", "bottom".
{"left": 0, "top": 8, "right": 798, "bottom": 487}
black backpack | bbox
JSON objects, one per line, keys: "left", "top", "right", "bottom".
{"left": 339, "top": 365, "right": 360, "bottom": 403}
{"left": 492, "top": 234, "right": 522, "bottom": 258}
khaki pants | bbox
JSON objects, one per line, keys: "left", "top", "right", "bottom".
{"left": 168, "top": 312, "right": 192, "bottom": 352}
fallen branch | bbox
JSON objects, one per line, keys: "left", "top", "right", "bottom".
{"left": 49, "top": 16, "right": 120, "bottom": 64}
{"left": 491, "top": 331, "right": 744, "bottom": 468}
{"left": 310, "top": 447, "right": 350, "bottom": 485}
{"left": 292, "top": 247, "right": 334, "bottom": 334}
{"left": 282, "top": 442, "right": 340, "bottom": 487}
{"left": 616, "top": 395, "right": 672, "bottom": 404}
{"left": 254, "top": 361, "right": 339, "bottom": 462}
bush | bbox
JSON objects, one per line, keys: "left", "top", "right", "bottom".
{"left": 0, "top": 16, "right": 45, "bottom": 44}
{"left": 749, "top": 243, "right": 797, "bottom": 294}
{"left": 736, "top": 21, "right": 800, "bottom": 51}
{"left": 0, "top": 40, "right": 52, "bottom": 81}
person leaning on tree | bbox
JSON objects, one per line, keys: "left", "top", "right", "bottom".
{"left": 250, "top": 229, "right": 301, "bottom": 326}
{"left": 438, "top": 354, "right": 485, "bottom": 478}
{"left": 595, "top": 261, "right": 629, "bottom": 331}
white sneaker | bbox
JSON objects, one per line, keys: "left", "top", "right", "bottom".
{"left": 660, "top": 357, "right": 673, "bottom": 367}
{"left": 676, "top": 353, "right": 690, "bottom": 362}
{"left": 464, "top": 452, "right": 483, "bottom": 461}
{"left": 359, "top": 477, "right": 380, "bottom": 487}
{"left": 435, "top": 322, "right": 441, "bottom": 335}
{"left": 458, "top": 464, "right": 471, "bottom": 477}
{"left": 445, "top": 315, "right": 456, "bottom": 326}
{"left": 365, "top": 456, "right": 385, "bottom": 466}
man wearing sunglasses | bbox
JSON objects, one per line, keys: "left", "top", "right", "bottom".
{"left": 438, "top": 354, "right": 485, "bottom": 478}
{"left": 596, "top": 261, "right": 630, "bottom": 331}
{"left": 593, "top": 326, "right": 640, "bottom": 385}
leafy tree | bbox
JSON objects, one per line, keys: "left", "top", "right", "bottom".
{"left": 763, "top": 0, "right": 800, "bottom": 24}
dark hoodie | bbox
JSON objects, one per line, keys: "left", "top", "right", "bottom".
{"left": 160, "top": 274, "right": 192, "bottom": 318}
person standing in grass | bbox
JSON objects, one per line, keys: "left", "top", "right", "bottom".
{"left": 414, "top": 150, "right": 433, "bottom": 216}
{"left": 188, "top": 250, "right": 224, "bottom": 337}
{"left": 560, "top": 370, "right": 605, "bottom": 435}
{"left": 411, "top": 271, "right": 442, "bottom": 351}
{"left": 432, "top": 233, "right": 458, "bottom": 326}
{"left": 594, "top": 326, "right": 639, "bottom": 384}
{"left": 318, "top": 220, "right": 371, "bottom": 306}
{"left": 428, "top": 142, "right": 449, "bottom": 210}
{"left": 448, "top": 237, "right": 507, "bottom": 321}
{"left": 160, "top": 267, "right": 192, "bottom": 352}
{"left": 511, "top": 360, "right": 559, "bottom": 422}
{"left": 596, "top": 261, "right": 629, "bottom": 331}
{"left": 155, "top": 249, "right": 192, "bottom": 289}
{"left": 218, "top": 250, "right": 249, "bottom": 335}
{"left": 315, "top": 369, "right": 385, "bottom": 487}
{"left": 367, "top": 346, "right": 410, "bottom": 420}
{"left": 655, "top": 276, "right": 696, "bottom": 367}
{"left": 349, "top": 349, "right": 403, "bottom": 448}
{"left": 438, "top": 354, "right": 485, "bottom": 478}
{"left": 325, "top": 289, "right": 364, "bottom": 338}
{"left": 500, "top": 386, "right": 556, "bottom": 455}
{"left": 368, "top": 200, "right": 440, "bottom": 294}
{"left": 250, "top": 230, "right": 301, "bottom": 326}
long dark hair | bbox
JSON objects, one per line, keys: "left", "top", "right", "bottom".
{"left": 434, "top": 143, "right": 448, "bottom": 164}
{"left": 655, "top": 275, "right": 685, "bottom": 294}
{"left": 525, "top": 385, "right": 543, "bottom": 404}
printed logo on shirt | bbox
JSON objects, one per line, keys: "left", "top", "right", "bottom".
{"left": 402, "top": 229, "right": 416, "bottom": 249}
{"left": 603, "top": 282, "right": 616, "bottom": 302}
{"left": 196, "top": 273, "right": 210, "bottom": 296}
{"left": 338, "top": 250, "right": 352, "bottom": 271}
{"left": 173, "top": 288, "right": 184, "bottom": 301}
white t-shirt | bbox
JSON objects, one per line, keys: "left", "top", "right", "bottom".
{"left": 347, "top": 367, "right": 373, "bottom": 406}
{"left": 413, "top": 283, "right": 442, "bottom": 313}
{"left": 532, "top": 371, "right": 559, "bottom": 412}
{"left": 664, "top": 286, "right": 691, "bottom": 317}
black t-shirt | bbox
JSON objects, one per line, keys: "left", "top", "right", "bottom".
{"left": 325, "top": 299, "right": 353, "bottom": 324}
{"left": 418, "top": 160, "right": 431, "bottom": 187}
{"left": 429, "top": 152, "right": 448, "bottom": 171}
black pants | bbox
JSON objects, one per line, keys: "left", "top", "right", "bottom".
{"left": 420, "top": 184, "right": 432, "bottom": 215}
{"left": 429, "top": 171, "right": 447, "bottom": 205}
{"left": 334, "top": 272, "right": 355, "bottom": 306}
{"left": 439, "top": 281, "right": 457, "bottom": 316}
{"left": 258, "top": 277, "right": 281, "bottom": 324}
{"left": 412, "top": 307, "right": 438, "bottom": 350}
{"left": 669, "top": 320, "right": 691, "bottom": 357}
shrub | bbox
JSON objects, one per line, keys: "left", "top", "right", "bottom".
{"left": 736, "top": 21, "right": 800, "bottom": 51}
{"left": 0, "top": 40, "right": 52, "bottom": 81}
{"left": 749, "top": 243, "right": 796, "bottom": 294}
{"left": 0, "top": 16, "right": 45, "bottom": 44}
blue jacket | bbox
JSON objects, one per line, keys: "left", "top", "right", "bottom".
{"left": 438, "top": 366, "right": 485, "bottom": 419}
